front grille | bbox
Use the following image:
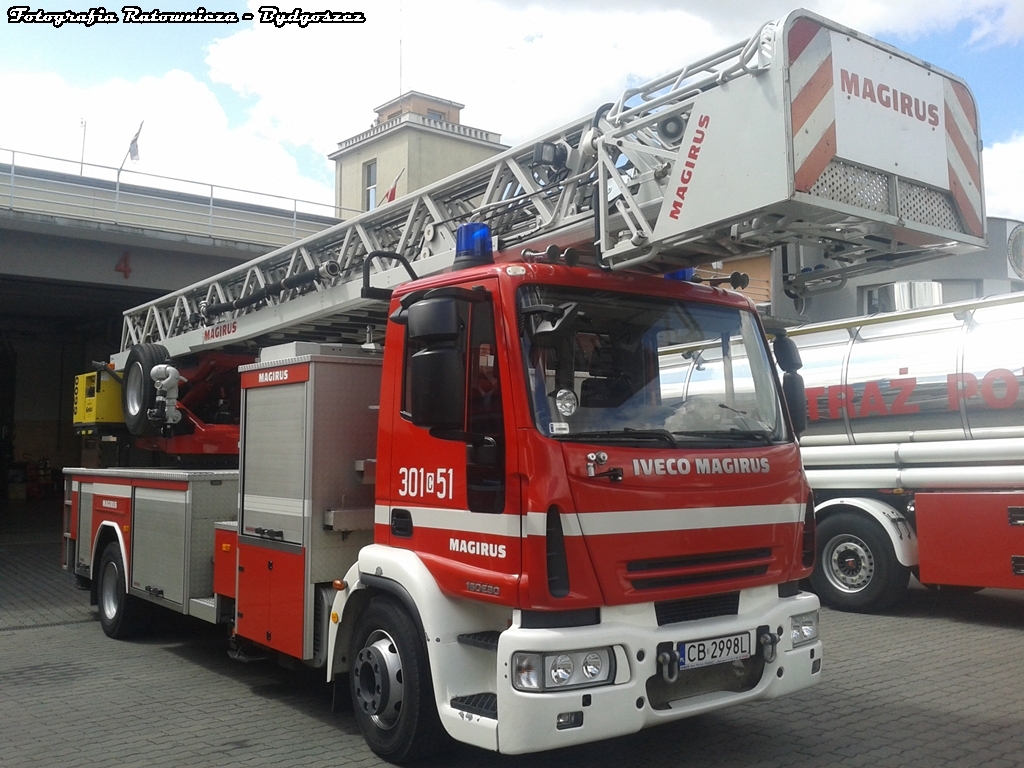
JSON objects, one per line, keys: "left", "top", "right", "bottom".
{"left": 627, "top": 547, "right": 772, "bottom": 591}
{"left": 655, "top": 592, "right": 740, "bottom": 626}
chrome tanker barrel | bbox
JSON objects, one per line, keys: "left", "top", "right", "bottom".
{"left": 789, "top": 294, "right": 1024, "bottom": 447}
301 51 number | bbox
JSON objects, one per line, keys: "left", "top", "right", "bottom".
{"left": 398, "top": 467, "right": 454, "bottom": 500}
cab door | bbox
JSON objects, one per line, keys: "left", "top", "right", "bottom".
{"left": 382, "top": 279, "right": 521, "bottom": 602}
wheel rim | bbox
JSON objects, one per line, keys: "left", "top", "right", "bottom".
{"left": 100, "top": 559, "right": 121, "bottom": 620}
{"left": 125, "top": 362, "right": 145, "bottom": 417}
{"left": 354, "top": 630, "right": 405, "bottom": 730}
{"left": 823, "top": 534, "right": 875, "bottom": 594}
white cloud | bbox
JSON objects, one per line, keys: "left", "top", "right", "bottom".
{"left": 488, "top": 0, "right": 1024, "bottom": 43}
{"left": 0, "top": 69, "right": 334, "bottom": 209}
{"left": 2, "top": 0, "right": 1020, "bottom": 220}
{"left": 205, "top": 0, "right": 732, "bottom": 151}
{"left": 984, "top": 134, "right": 1024, "bottom": 222}
{"left": 816, "top": 0, "right": 1024, "bottom": 45}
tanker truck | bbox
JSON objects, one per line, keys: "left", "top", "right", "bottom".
{"left": 788, "top": 292, "right": 1024, "bottom": 612}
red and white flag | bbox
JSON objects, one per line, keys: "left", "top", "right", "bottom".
{"left": 379, "top": 168, "right": 405, "bottom": 205}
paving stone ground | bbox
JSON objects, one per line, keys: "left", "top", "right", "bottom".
{"left": 3, "top": 497, "right": 1024, "bottom": 768}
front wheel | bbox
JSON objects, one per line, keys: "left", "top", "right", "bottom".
{"left": 350, "top": 597, "right": 445, "bottom": 763}
{"left": 809, "top": 512, "right": 910, "bottom": 613}
{"left": 97, "top": 542, "right": 146, "bottom": 638}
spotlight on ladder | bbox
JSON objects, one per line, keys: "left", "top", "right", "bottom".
{"left": 658, "top": 115, "right": 686, "bottom": 146}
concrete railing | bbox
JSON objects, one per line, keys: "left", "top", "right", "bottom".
{"left": 0, "top": 148, "right": 340, "bottom": 249}
{"left": 333, "top": 113, "right": 503, "bottom": 153}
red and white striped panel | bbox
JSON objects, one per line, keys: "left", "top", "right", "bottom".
{"left": 788, "top": 19, "right": 835, "bottom": 193}
{"left": 944, "top": 79, "right": 984, "bottom": 238}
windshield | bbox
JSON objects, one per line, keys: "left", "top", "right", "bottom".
{"left": 517, "top": 285, "right": 787, "bottom": 446}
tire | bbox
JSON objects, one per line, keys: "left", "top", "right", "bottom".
{"left": 97, "top": 542, "right": 145, "bottom": 639}
{"left": 350, "top": 597, "right": 446, "bottom": 763}
{"left": 809, "top": 512, "right": 910, "bottom": 613}
{"left": 122, "top": 343, "right": 169, "bottom": 436}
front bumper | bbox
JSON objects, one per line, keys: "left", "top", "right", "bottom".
{"left": 491, "top": 587, "right": 822, "bottom": 755}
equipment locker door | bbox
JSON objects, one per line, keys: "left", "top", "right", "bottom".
{"left": 236, "top": 540, "right": 305, "bottom": 658}
{"left": 131, "top": 487, "right": 188, "bottom": 606}
{"left": 916, "top": 492, "right": 1024, "bottom": 589}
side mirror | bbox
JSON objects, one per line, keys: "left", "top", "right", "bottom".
{"left": 409, "top": 348, "right": 465, "bottom": 429}
{"left": 407, "top": 296, "right": 466, "bottom": 430}
{"left": 408, "top": 297, "right": 460, "bottom": 343}
{"left": 783, "top": 371, "right": 808, "bottom": 436}
{"left": 772, "top": 333, "right": 803, "bottom": 374}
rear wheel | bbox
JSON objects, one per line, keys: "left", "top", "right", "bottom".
{"left": 98, "top": 542, "right": 145, "bottom": 638}
{"left": 350, "top": 598, "right": 445, "bottom": 763}
{"left": 810, "top": 512, "right": 910, "bottom": 613}
{"left": 121, "top": 343, "right": 169, "bottom": 436}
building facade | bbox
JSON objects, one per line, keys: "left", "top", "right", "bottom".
{"left": 329, "top": 93, "right": 506, "bottom": 217}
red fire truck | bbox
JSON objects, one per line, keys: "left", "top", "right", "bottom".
{"left": 63, "top": 10, "right": 984, "bottom": 761}
{"left": 791, "top": 291, "right": 1024, "bottom": 612}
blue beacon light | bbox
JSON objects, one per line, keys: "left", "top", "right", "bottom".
{"left": 453, "top": 222, "right": 493, "bottom": 270}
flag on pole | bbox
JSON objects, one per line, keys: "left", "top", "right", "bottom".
{"left": 128, "top": 121, "right": 144, "bottom": 163}
{"left": 379, "top": 168, "right": 405, "bottom": 205}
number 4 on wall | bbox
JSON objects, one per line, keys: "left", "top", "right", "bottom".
{"left": 115, "top": 251, "right": 132, "bottom": 279}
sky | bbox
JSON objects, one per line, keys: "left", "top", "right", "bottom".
{"left": 1, "top": 0, "right": 1022, "bottom": 223}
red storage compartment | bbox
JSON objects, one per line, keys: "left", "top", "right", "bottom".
{"left": 235, "top": 540, "right": 305, "bottom": 658}
{"left": 916, "top": 492, "right": 1024, "bottom": 589}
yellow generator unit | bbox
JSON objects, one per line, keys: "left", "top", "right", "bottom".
{"left": 73, "top": 369, "right": 125, "bottom": 434}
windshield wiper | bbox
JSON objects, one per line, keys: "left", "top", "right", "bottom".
{"left": 567, "top": 429, "right": 679, "bottom": 448}
{"left": 671, "top": 429, "right": 774, "bottom": 445}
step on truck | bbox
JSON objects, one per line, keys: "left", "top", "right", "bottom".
{"left": 64, "top": 9, "right": 985, "bottom": 762}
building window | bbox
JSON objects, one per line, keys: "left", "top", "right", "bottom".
{"left": 427, "top": 110, "right": 445, "bottom": 122}
{"left": 364, "top": 160, "right": 377, "bottom": 211}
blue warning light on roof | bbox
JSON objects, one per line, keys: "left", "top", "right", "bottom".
{"left": 454, "top": 222, "right": 493, "bottom": 270}
{"left": 665, "top": 268, "right": 695, "bottom": 281}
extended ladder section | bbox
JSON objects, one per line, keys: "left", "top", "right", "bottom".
{"left": 118, "top": 9, "right": 985, "bottom": 363}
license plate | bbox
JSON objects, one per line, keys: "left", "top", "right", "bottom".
{"left": 678, "top": 632, "right": 751, "bottom": 669}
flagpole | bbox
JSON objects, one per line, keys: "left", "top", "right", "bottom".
{"left": 116, "top": 121, "right": 144, "bottom": 223}
{"left": 79, "top": 119, "right": 86, "bottom": 176}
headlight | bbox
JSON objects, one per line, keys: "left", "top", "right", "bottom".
{"left": 512, "top": 647, "right": 615, "bottom": 692}
{"left": 791, "top": 611, "right": 819, "bottom": 648}
{"left": 514, "top": 653, "right": 543, "bottom": 691}
{"left": 550, "top": 654, "right": 574, "bottom": 685}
